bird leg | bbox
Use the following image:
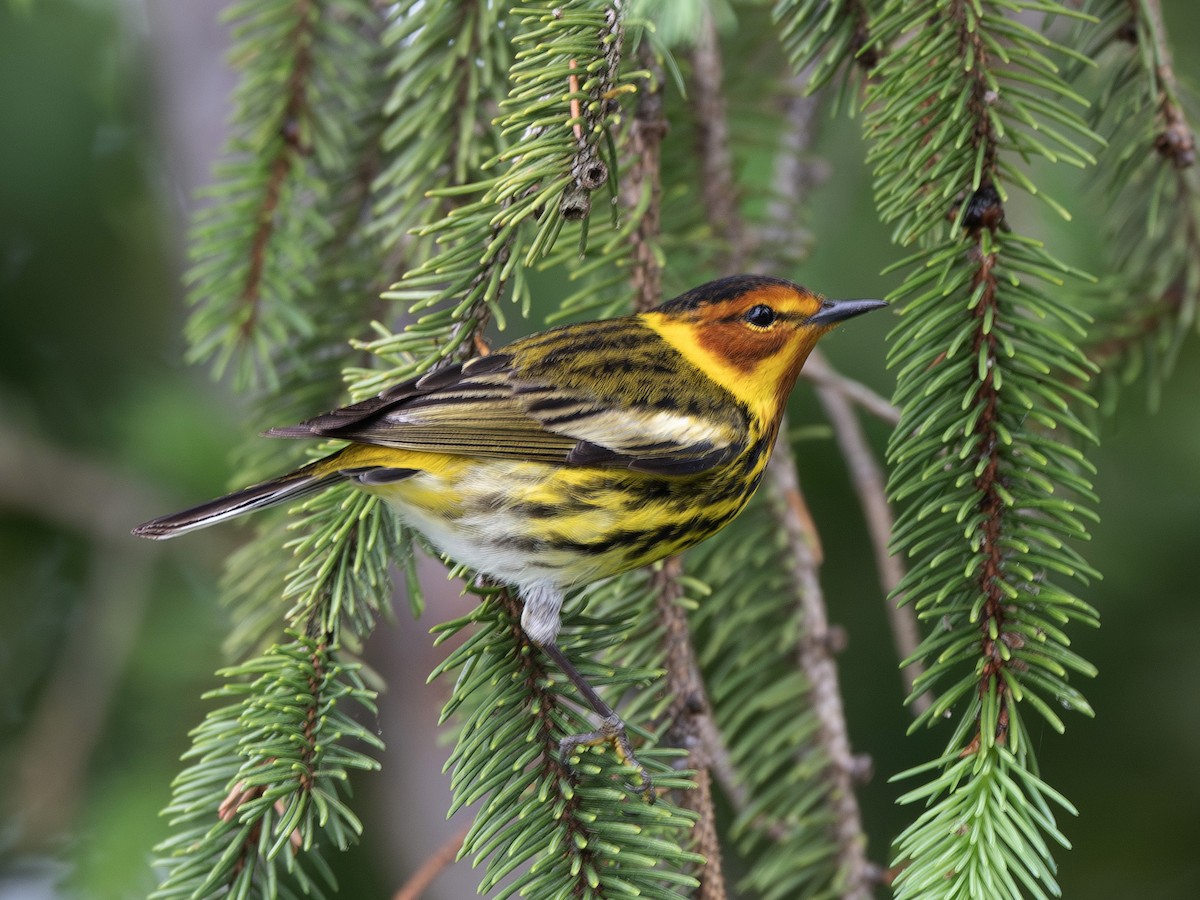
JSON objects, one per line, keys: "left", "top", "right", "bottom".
{"left": 538, "top": 640, "right": 656, "bottom": 803}
{"left": 515, "top": 582, "right": 655, "bottom": 800}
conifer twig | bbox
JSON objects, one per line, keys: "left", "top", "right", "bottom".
{"left": 623, "top": 57, "right": 665, "bottom": 310}
{"left": 753, "top": 67, "right": 918, "bottom": 709}
{"left": 957, "top": 11, "right": 1015, "bottom": 758}
{"left": 868, "top": 4, "right": 1101, "bottom": 893}
{"left": 625, "top": 53, "right": 727, "bottom": 898}
{"left": 765, "top": 445, "right": 873, "bottom": 898}
{"left": 802, "top": 351, "right": 900, "bottom": 425}
{"left": 392, "top": 823, "right": 469, "bottom": 900}
{"left": 653, "top": 561, "right": 727, "bottom": 900}
{"left": 813, "top": 370, "right": 929, "bottom": 713}
{"left": 752, "top": 70, "right": 913, "bottom": 691}
{"left": 689, "top": 14, "right": 870, "bottom": 891}
{"left": 1142, "top": 0, "right": 1195, "bottom": 171}
{"left": 495, "top": 591, "right": 609, "bottom": 880}
{"left": 691, "top": 9, "right": 749, "bottom": 272}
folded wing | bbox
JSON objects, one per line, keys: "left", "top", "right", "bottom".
{"left": 267, "top": 328, "right": 747, "bottom": 476}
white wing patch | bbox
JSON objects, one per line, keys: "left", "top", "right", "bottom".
{"left": 562, "top": 408, "right": 735, "bottom": 454}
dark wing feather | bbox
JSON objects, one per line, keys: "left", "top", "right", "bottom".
{"left": 265, "top": 325, "right": 747, "bottom": 474}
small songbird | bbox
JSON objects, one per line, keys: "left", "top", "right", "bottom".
{"left": 134, "top": 274, "right": 885, "bottom": 796}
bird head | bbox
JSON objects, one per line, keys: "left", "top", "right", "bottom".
{"left": 643, "top": 275, "right": 887, "bottom": 422}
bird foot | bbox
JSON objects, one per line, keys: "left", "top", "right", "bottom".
{"left": 560, "top": 713, "right": 656, "bottom": 803}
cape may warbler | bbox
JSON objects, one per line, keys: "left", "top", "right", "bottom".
{"left": 135, "top": 274, "right": 886, "bottom": 796}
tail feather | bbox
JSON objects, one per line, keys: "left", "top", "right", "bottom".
{"left": 132, "top": 462, "right": 341, "bottom": 540}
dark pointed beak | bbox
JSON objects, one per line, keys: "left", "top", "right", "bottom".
{"left": 809, "top": 298, "right": 888, "bottom": 326}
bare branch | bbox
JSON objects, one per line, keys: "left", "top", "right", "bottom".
{"left": 0, "top": 421, "right": 173, "bottom": 546}
{"left": 628, "top": 47, "right": 728, "bottom": 898}
{"left": 625, "top": 51, "right": 666, "bottom": 312}
{"left": 13, "top": 545, "right": 155, "bottom": 849}
{"left": 751, "top": 66, "right": 913, "bottom": 704}
{"left": 803, "top": 349, "right": 900, "bottom": 426}
{"left": 1142, "top": 0, "right": 1196, "bottom": 171}
{"left": 393, "top": 823, "right": 469, "bottom": 900}
{"left": 813, "top": 369, "right": 929, "bottom": 714}
{"left": 653, "top": 560, "right": 728, "bottom": 900}
{"left": 689, "top": 16, "right": 871, "bottom": 892}
{"left": 765, "top": 443, "right": 873, "bottom": 899}
{"left": 691, "top": 10, "right": 748, "bottom": 272}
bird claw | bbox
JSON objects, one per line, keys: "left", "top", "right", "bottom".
{"left": 560, "top": 713, "right": 657, "bottom": 804}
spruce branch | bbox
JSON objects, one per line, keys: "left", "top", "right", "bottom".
{"left": 865, "top": 1, "right": 1103, "bottom": 895}
{"left": 653, "top": 559, "right": 728, "bottom": 900}
{"left": 355, "top": 6, "right": 712, "bottom": 895}
{"left": 1080, "top": 0, "right": 1200, "bottom": 406}
{"left": 773, "top": 0, "right": 878, "bottom": 98}
{"left": 1138, "top": 0, "right": 1195, "bottom": 171}
{"left": 152, "top": 5, "right": 404, "bottom": 894}
{"left": 152, "top": 634, "right": 383, "bottom": 898}
{"left": 373, "top": 1, "right": 511, "bottom": 254}
{"left": 137, "top": 2, "right": 1132, "bottom": 896}
{"left": 431, "top": 584, "right": 700, "bottom": 899}
{"left": 356, "top": 0, "right": 636, "bottom": 393}
{"left": 233, "top": 1, "right": 313, "bottom": 348}
{"left": 185, "top": 0, "right": 386, "bottom": 390}
{"left": 186, "top": 0, "right": 398, "bottom": 658}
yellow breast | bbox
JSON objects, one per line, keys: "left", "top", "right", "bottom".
{"left": 350, "top": 441, "right": 773, "bottom": 592}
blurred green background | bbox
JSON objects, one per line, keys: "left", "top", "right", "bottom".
{"left": 1, "top": 1, "right": 1198, "bottom": 898}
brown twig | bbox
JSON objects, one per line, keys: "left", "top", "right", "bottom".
{"left": 689, "top": 14, "right": 871, "bottom": 892}
{"left": 497, "top": 590, "right": 604, "bottom": 880}
{"left": 568, "top": 59, "right": 584, "bottom": 142}
{"left": 953, "top": 2, "right": 1015, "bottom": 753}
{"left": 393, "top": 823, "right": 470, "bottom": 900}
{"left": 0, "top": 423, "right": 176, "bottom": 548}
{"left": 624, "top": 51, "right": 666, "bottom": 313}
{"left": 218, "top": 779, "right": 304, "bottom": 852}
{"left": 1088, "top": 0, "right": 1199, "bottom": 371}
{"left": 691, "top": 10, "right": 749, "bottom": 272}
{"left": 802, "top": 350, "right": 900, "bottom": 426}
{"left": 559, "top": 7, "right": 623, "bottom": 221}
{"left": 766, "top": 445, "right": 873, "bottom": 898}
{"left": 653, "top": 561, "right": 728, "bottom": 899}
{"left": 213, "top": 641, "right": 329, "bottom": 878}
{"left": 625, "top": 48, "right": 727, "bottom": 897}
{"left": 755, "top": 68, "right": 823, "bottom": 267}
{"left": 752, "top": 70, "right": 917, "bottom": 705}
{"left": 1142, "top": 0, "right": 1196, "bottom": 170}
{"left": 813, "top": 365, "right": 930, "bottom": 714}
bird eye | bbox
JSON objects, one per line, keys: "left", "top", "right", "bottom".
{"left": 744, "top": 304, "right": 777, "bottom": 328}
